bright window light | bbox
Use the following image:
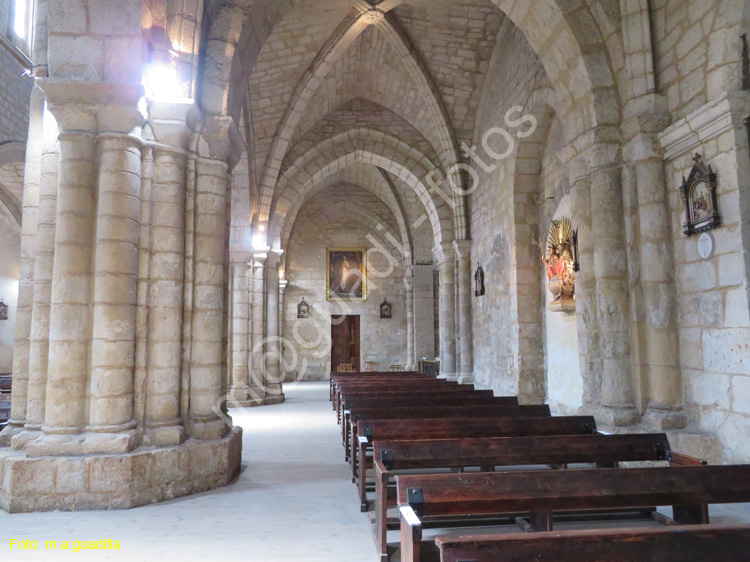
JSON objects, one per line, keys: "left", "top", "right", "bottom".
{"left": 252, "top": 233, "right": 269, "bottom": 252}
{"left": 143, "top": 62, "right": 190, "bottom": 102}
{"left": 14, "top": 0, "right": 28, "bottom": 39}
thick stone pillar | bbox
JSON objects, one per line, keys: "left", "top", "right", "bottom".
{"left": 19, "top": 107, "right": 59, "bottom": 445}
{"left": 228, "top": 260, "right": 250, "bottom": 402}
{"left": 627, "top": 125, "right": 685, "bottom": 429}
{"left": 570, "top": 171, "right": 602, "bottom": 410}
{"left": 404, "top": 274, "right": 415, "bottom": 371}
{"left": 1, "top": 87, "right": 43, "bottom": 442}
{"left": 435, "top": 245, "right": 456, "bottom": 380}
{"left": 263, "top": 251, "right": 285, "bottom": 404}
{"left": 279, "top": 278, "right": 288, "bottom": 381}
{"left": 85, "top": 133, "right": 142, "bottom": 450}
{"left": 248, "top": 255, "right": 266, "bottom": 402}
{"left": 412, "top": 264, "right": 435, "bottom": 361}
{"left": 188, "top": 151, "right": 230, "bottom": 440}
{"left": 29, "top": 125, "right": 97, "bottom": 453}
{"left": 589, "top": 159, "right": 639, "bottom": 426}
{"left": 454, "top": 240, "right": 473, "bottom": 383}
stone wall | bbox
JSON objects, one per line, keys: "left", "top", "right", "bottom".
{"left": 283, "top": 184, "right": 408, "bottom": 380}
{"left": 660, "top": 94, "right": 750, "bottom": 462}
{"left": 469, "top": 19, "right": 548, "bottom": 398}
{"left": 0, "top": 0, "right": 33, "bottom": 143}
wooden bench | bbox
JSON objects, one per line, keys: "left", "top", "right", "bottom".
{"left": 435, "top": 526, "right": 750, "bottom": 562}
{"left": 338, "top": 381, "right": 477, "bottom": 437}
{"left": 0, "top": 396, "right": 10, "bottom": 428}
{"left": 397, "top": 465, "right": 750, "bottom": 562}
{"left": 335, "top": 379, "right": 459, "bottom": 418}
{"left": 354, "top": 415, "right": 598, "bottom": 493}
{"left": 330, "top": 371, "right": 422, "bottom": 402}
{"left": 372, "top": 432, "right": 684, "bottom": 560}
{"left": 0, "top": 373, "right": 10, "bottom": 393}
{"left": 345, "top": 404, "right": 551, "bottom": 464}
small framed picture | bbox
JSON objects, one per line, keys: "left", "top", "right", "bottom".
{"left": 379, "top": 300, "right": 392, "bottom": 319}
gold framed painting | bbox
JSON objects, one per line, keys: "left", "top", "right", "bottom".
{"left": 327, "top": 248, "right": 367, "bottom": 302}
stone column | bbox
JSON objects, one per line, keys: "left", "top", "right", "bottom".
{"left": 435, "top": 245, "right": 456, "bottom": 380}
{"left": 1, "top": 87, "right": 43, "bottom": 442}
{"left": 228, "top": 260, "right": 250, "bottom": 402}
{"left": 31, "top": 121, "right": 97, "bottom": 452}
{"left": 263, "top": 251, "right": 285, "bottom": 404}
{"left": 454, "top": 240, "right": 473, "bottom": 383}
{"left": 589, "top": 158, "right": 639, "bottom": 426}
{"left": 19, "top": 106, "right": 59, "bottom": 445}
{"left": 248, "top": 255, "right": 266, "bottom": 402}
{"left": 404, "top": 274, "right": 415, "bottom": 371}
{"left": 570, "top": 171, "right": 602, "bottom": 410}
{"left": 279, "top": 278, "right": 288, "bottom": 381}
{"left": 188, "top": 150, "right": 230, "bottom": 440}
{"left": 85, "top": 133, "right": 142, "bottom": 451}
{"left": 627, "top": 127, "right": 684, "bottom": 429}
{"left": 412, "top": 264, "right": 435, "bottom": 361}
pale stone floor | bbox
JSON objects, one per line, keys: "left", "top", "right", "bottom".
{"left": 2, "top": 382, "right": 750, "bottom": 562}
{"left": 1, "top": 382, "right": 376, "bottom": 562}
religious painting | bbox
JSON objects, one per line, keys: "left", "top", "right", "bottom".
{"left": 0, "top": 299, "right": 7, "bottom": 320}
{"left": 297, "top": 298, "right": 311, "bottom": 319}
{"left": 541, "top": 217, "right": 578, "bottom": 313}
{"left": 327, "top": 248, "right": 367, "bottom": 302}
{"left": 680, "top": 154, "right": 721, "bottom": 236}
{"left": 380, "top": 300, "right": 392, "bottom": 319}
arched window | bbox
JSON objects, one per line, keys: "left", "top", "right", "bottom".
{"left": 10, "top": 0, "right": 34, "bottom": 53}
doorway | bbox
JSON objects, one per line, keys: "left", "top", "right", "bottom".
{"left": 331, "top": 315, "right": 360, "bottom": 372}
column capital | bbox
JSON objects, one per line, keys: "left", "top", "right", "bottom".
{"left": 198, "top": 115, "right": 243, "bottom": 169}
{"left": 265, "top": 249, "right": 283, "bottom": 269}
{"left": 40, "top": 81, "right": 146, "bottom": 134}
{"left": 148, "top": 100, "right": 194, "bottom": 150}
{"left": 453, "top": 239, "right": 472, "bottom": 260}
{"left": 433, "top": 242, "right": 454, "bottom": 264}
{"left": 250, "top": 253, "right": 267, "bottom": 268}
{"left": 279, "top": 280, "right": 289, "bottom": 295}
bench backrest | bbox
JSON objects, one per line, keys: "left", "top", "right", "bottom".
{"left": 344, "top": 392, "right": 512, "bottom": 409}
{"left": 397, "top": 465, "right": 750, "bottom": 519}
{"left": 360, "top": 416, "right": 597, "bottom": 442}
{"left": 376, "top": 433, "right": 670, "bottom": 470}
{"left": 436, "top": 526, "right": 750, "bottom": 562}
{"left": 352, "top": 404, "right": 550, "bottom": 422}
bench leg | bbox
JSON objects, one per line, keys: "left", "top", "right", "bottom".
{"left": 376, "top": 469, "right": 389, "bottom": 558}
{"left": 529, "top": 511, "right": 553, "bottom": 532}
{"left": 358, "top": 442, "right": 368, "bottom": 509}
{"left": 351, "top": 425, "right": 358, "bottom": 483}
{"left": 673, "top": 504, "right": 709, "bottom": 525}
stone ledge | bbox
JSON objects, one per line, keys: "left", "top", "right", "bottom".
{"left": 0, "top": 427, "right": 242, "bottom": 513}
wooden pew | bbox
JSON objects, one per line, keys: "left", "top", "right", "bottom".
{"left": 339, "top": 384, "right": 483, "bottom": 448}
{"left": 344, "top": 404, "right": 551, "bottom": 464}
{"left": 330, "top": 372, "right": 425, "bottom": 403}
{"left": 397, "top": 465, "right": 750, "bottom": 562}
{"left": 355, "top": 415, "right": 598, "bottom": 492}
{"left": 435, "top": 526, "right": 750, "bottom": 562}
{"left": 335, "top": 379, "right": 463, "bottom": 421}
{"left": 372, "top": 432, "right": 678, "bottom": 560}
{"left": 0, "top": 373, "right": 11, "bottom": 392}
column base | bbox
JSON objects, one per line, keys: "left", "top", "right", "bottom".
{"left": 586, "top": 404, "right": 641, "bottom": 427}
{"left": 0, "top": 427, "right": 242, "bottom": 513}
{"left": 189, "top": 417, "right": 230, "bottom": 441}
{"left": 643, "top": 407, "right": 687, "bottom": 430}
{"left": 456, "top": 373, "right": 475, "bottom": 385}
{"left": 24, "top": 430, "right": 138, "bottom": 457}
{"left": 0, "top": 421, "right": 25, "bottom": 447}
{"left": 228, "top": 384, "right": 251, "bottom": 402}
{"left": 144, "top": 424, "right": 186, "bottom": 447}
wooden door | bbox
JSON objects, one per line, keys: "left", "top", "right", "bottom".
{"left": 331, "top": 315, "right": 360, "bottom": 372}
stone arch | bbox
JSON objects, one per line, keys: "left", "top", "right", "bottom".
{"left": 490, "top": 0, "right": 620, "bottom": 138}
{"left": 280, "top": 168, "right": 413, "bottom": 269}
{"left": 254, "top": 9, "right": 464, "bottom": 239}
{"left": 507, "top": 88, "right": 557, "bottom": 404}
{"left": 267, "top": 128, "right": 454, "bottom": 251}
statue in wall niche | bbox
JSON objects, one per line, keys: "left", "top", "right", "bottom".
{"left": 541, "top": 217, "right": 578, "bottom": 313}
